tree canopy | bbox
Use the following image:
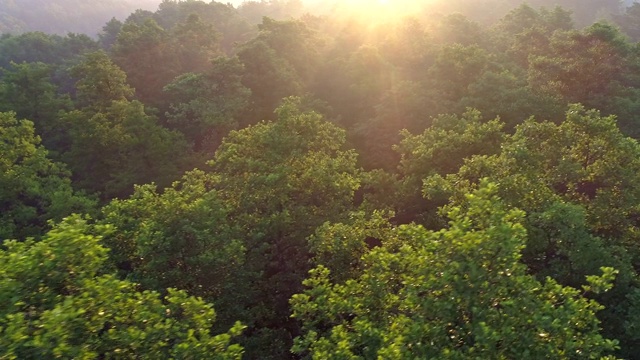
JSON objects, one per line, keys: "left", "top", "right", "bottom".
{"left": 4, "top": 0, "right": 640, "bottom": 358}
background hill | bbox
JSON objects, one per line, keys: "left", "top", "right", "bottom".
{"left": 0, "top": 0, "right": 162, "bottom": 35}
{"left": 1, "top": 0, "right": 634, "bottom": 37}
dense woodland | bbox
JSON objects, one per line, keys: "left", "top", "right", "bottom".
{"left": 5, "top": 0, "right": 640, "bottom": 358}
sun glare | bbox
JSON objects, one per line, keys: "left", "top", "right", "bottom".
{"left": 338, "top": 0, "right": 425, "bottom": 23}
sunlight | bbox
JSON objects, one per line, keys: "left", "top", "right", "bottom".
{"left": 335, "top": 0, "right": 429, "bottom": 23}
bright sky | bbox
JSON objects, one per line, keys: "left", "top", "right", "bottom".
{"left": 328, "top": 0, "right": 430, "bottom": 21}
{"left": 185, "top": 0, "right": 430, "bottom": 19}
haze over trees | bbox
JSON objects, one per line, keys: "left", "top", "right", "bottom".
{"left": 4, "top": 0, "right": 640, "bottom": 358}
{"left": 0, "top": 0, "right": 162, "bottom": 35}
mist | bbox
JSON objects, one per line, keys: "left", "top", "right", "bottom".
{"left": 2, "top": 0, "right": 633, "bottom": 36}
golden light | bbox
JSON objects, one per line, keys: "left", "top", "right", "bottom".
{"left": 333, "top": 0, "right": 428, "bottom": 23}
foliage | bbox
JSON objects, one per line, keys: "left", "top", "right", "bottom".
{"left": 235, "top": 17, "right": 322, "bottom": 124}
{"left": 164, "top": 56, "right": 251, "bottom": 153}
{"left": 112, "top": 14, "right": 222, "bottom": 108}
{"left": 70, "top": 50, "right": 134, "bottom": 109}
{"left": 308, "top": 210, "right": 394, "bottom": 284}
{"left": 236, "top": 39, "right": 303, "bottom": 124}
{"left": 101, "top": 170, "right": 246, "bottom": 322}
{"left": 0, "top": 112, "right": 93, "bottom": 240}
{"left": 0, "top": 61, "right": 73, "bottom": 152}
{"left": 62, "top": 100, "right": 190, "bottom": 199}
{"left": 5, "top": 1, "right": 640, "bottom": 358}
{"left": 292, "top": 182, "right": 619, "bottom": 359}
{"left": 0, "top": 216, "right": 245, "bottom": 359}
{"left": 426, "top": 105, "right": 640, "bottom": 257}
{"left": 111, "top": 18, "right": 173, "bottom": 107}
{"left": 152, "top": 0, "right": 251, "bottom": 52}
{"left": 0, "top": 32, "right": 98, "bottom": 70}
{"left": 207, "top": 97, "right": 361, "bottom": 358}
{"left": 388, "top": 109, "right": 506, "bottom": 225}
{"left": 423, "top": 105, "right": 640, "bottom": 357}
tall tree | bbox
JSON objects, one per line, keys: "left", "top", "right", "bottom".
{"left": 0, "top": 216, "right": 245, "bottom": 359}
{"left": 153, "top": 0, "right": 251, "bottom": 52}
{"left": 0, "top": 112, "right": 93, "bottom": 240}
{"left": 70, "top": 50, "right": 135, "bottom": 109}
{"left": 614, "top": 2, "right": 640, "bottom": 40}
{"left": 423, "top": 105, "right": 640, "bottom": 357}
{"left": 100, "top": 170, "right": 247, "bottom": 330}
{"left": 63, "top": 100, "right": 190, "bottom": 200}
{"left": 429, "top": 44, "right": 491, "bottom": 104}
{"left": 0, "top": 61, "right": 72, "bottom": 152}
{"left": 528, "top": 23, "right": 631, "bottom": 118}
{"left": 98, "top": 17, "right": 123, "bottom": 50}
{"left": 236, "top": 17, "right": 322, "bottom": 124}
{"left": 236, "top": 40, "right": 302, "bottom": 124}
{"left": 112, "top": 18, "right": 172, "bottom": 107}
{"left": 170, "top": 13, "right": 221, "bottom": 73}
{"left": 0, "top": 32, "right": 98, "bottom": 70}
{"left": 292, "top": 182, "right": 619, "bottom": 359}
{"left": 164, "top": 56, "right": 251, "bottom": 154}
{"left": 388, "top": 109, "right": 506, "bottom": 225}
{"left": 113, "top": 15, "right": 222, "bottom": 109}
{"left": 211, "top": 97, "right": 361, "bottom": 357}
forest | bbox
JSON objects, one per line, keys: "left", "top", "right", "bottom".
{"left": 3, "top": 0, "right": 640, "bottom": 358}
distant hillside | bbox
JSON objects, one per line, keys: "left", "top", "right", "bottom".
{"left": 0, "top": 0, "right": 162, "bottom": 35}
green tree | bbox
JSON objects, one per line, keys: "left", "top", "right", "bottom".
{"left": 0, "top": 32, "right": 98, "bottom": 70}
{"left": 70, "top": 50, "right": 135, "bottom": 109}
{"left": 100, "top": 170, "right": 247, "bottom": 328}
{"left": 153, "top": 0, "right": 251, "bottom": 52}
{"left": 493, "top": 4, "right": 573, "bottom": 39}
{"left": 235, "top": 17, "right": 322, "bottom": 124}
{"left": 112, "top": 18, "right": 173, "bottom": 107}
{"left": 388, "top": 109, "right": 506, "bottom": 225}
{"left": 254, "top": 17, "right": 321, "bottom": 84}
{"left": 238, "top": 0, "right": 305, "bottom": 25}
{"left": 377, "top": 17, "right": 432, "bottom": 77}
{"left": 236, "top": 39, "right": 302, "bottom": 124}
{"left": 423, "top": 105, "right": 640, "bottom": 357}
{"left": 528, "top": 23, "right": 631, "bottom": 116}
{"left": 113, "top": 15, "right": 222, "bottom": 109}
{"left": 292, "top": 182, "right": 619, "bottom": 359}
{"left": 488, "top": 5, "right": 572, "bottom": 68}
{"left": 614, "top": 2, "right": 640, "bottom": 40}
{"left": 308, "top": 210, "right": 394, "bottom": 284}
{"left": 63, "top": 100, "right": 190, "bottom": 199}
{"left": 0, "top": 61, "right": 72, "bottom": 152}
{"left": 0, "top": 216, "right": 244, "bottom": 359}
{"left": 433, "top": 13, "right": 484, "bottom": 46}
{"left": 98, "top": 17, "right": 123, "bottom": 49}
{"left": 171, "top": 13, "right": 221, "bottom": 73}
{"left": 209, "top": 97, "right": 361, "bottom": 357}
{"left": 164, "top": 56, "right": 251, "bottom": 154}
{"left": 352, "top": 80, "right": 434, "bottom": 170}
{"left": 460, "top": 69, "right": 565, "bottom": 128}
{"left": 97, "top": 98, "right": 360, "bottom": 358}
{"left": 426, "top": 44, "right": 490, "bottom": 110}
{"left": 426, "top": 105, "right": 640, "bottom": 261}
{"left": 346, "top": 44, "right": 393, "bottom": 121}
{"left": 0, "top": 112, "right": 93, "bottom": 240}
